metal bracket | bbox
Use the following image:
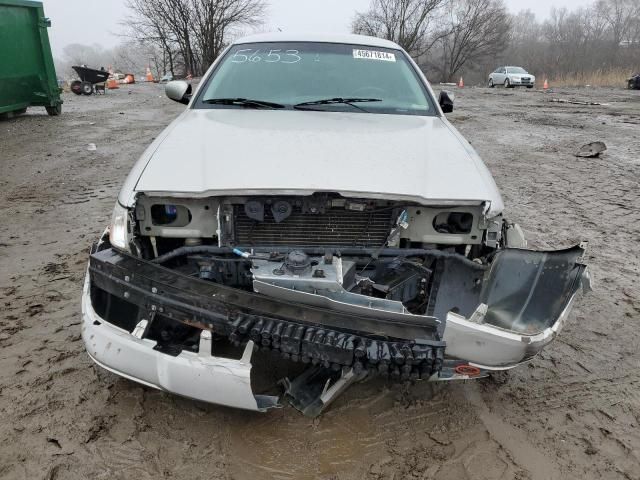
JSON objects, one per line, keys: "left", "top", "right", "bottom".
{"left": 282, "top": 366, "right": 366, "bottom": 417}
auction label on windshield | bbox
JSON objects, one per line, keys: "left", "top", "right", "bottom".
{"left": 353, "top": 49, "right": 396, "bottom": 62}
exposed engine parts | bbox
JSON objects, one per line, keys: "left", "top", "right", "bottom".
{"left": 87, "top": 190, "right": 590, "bottom": 417}
{"left": 134, "top": 193, "right": 488, "bottom": 248}
{"left": 102, "top": 194, "right": 532, "bottom": 395}
{"left": 127, "top": 194, "right": 501, "bottom": 330}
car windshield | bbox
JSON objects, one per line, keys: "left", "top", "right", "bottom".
{"left": 196, "top": 42, "right": 434, "bottom": 116}
{"left": 508, "top": 67, "right": 528, "bottom": 74}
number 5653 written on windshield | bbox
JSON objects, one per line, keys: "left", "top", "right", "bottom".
{"left": 230, "top": 49, "right": 302, "bottom": 64}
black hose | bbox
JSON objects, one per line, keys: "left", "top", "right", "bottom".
{"left": 152, "top": 246, "right": 234, "bottom": 264}
{"left": 151, "top": 245, "right": 487, "bottom": 270}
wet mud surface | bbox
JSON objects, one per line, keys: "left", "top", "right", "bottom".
{"left": 1, "top": 84, "right": 639, "bottom": 479}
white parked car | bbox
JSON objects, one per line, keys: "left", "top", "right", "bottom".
{"left": 82, "top": 33, "right": 589, "bottom": 416}
{"left": 489, "top": 66, "right": 535, "bottom": 88}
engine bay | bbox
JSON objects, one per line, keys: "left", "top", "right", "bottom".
{"left": 128, "top": 192, "right": 506, "bottom": 321}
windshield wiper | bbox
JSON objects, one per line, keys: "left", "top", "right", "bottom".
{"left": 202, "top": 98, "right": 286, "bottom": 109}
{"left": 293, "top": 97, "right": 382, "bottom": 113}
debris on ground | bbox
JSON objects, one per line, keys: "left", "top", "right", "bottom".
{"left": 550, "top": 98, "right": 605, "bottom": 106}
{"left": 86, "top": 143, "right": 96, "bottom": 151}
{"left": 575, "top": 141, "right": 607, "bottom": 157}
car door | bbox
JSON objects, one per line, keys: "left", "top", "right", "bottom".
{"left": 493, "top": 67, "right": 504, "bottom": 84}
{"left": 501, "top": 67, "right": 510, "bottom": 83}
{"left": 490, "top": 67, "right": 498, "bottom": 83}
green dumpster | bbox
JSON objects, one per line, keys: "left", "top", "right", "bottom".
{"left": 0, "top": 0, "right": 62, "bottom": 116}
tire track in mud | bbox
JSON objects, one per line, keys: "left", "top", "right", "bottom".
{"left": 452, "top": 88, "right": 640, "bottom": 480}
{"left": 464, "top": 384, "right": 560, "bottom": 480}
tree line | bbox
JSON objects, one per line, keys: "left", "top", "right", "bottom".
{"left": 57, "top": 0, "right": 640, "bottom": 85}
{"left": 353, "top": 0, "right": 640, "bottom": 83}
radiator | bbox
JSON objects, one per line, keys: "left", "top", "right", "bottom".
{"left": 233, "top": 206, "right": 395, "bottom": 248}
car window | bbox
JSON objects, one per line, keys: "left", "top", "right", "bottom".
{"left": 195, "top": 42, "right": 435, "bottom": 116}
{"left": 508, "top": 67, "right": 528, "bottom": 74}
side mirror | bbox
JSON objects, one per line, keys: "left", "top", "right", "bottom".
{"left": 165, "top": 80, "right": 192, "bottom": 105}
{"left": 439, "top": 90, "right": 454, "bottom": 113}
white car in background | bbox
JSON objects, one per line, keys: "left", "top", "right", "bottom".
{"left": 489, "top": 66, "right": 535, "bottom": 88}
{"left": 82, "top": 33, "right": 588, "bottom": 417}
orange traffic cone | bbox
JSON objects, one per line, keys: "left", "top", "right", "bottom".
{"left": 458, "top": 77, "right": 464, "bottom": 88}
{"left": 543, "top": 79, "right": 549, "bottom": 91}
{"left": 146, "top": 66, "right": 154, "bottom": 82}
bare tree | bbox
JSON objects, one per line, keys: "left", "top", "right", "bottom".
{"left": 595, "top": 0, "right": 640, "bottom": 62}
{"left": 352, "top": 0, "right": 450, "bottom": 57}
{"left": 123, "top": 0, "right": 180, "bottom": 76}
{"left": 191, "top": 0, "right": 266, "bottom": 70}
{"left": 123, "top": 0, "right": 266, "bottom": 76}
{"left": 501, "top": 0, "right": 640, "bottom": 82}
{"left": 437, "top": 0, "right": 510, "bottom": 81}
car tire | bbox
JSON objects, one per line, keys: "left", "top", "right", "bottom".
{"left": 488, "top": 78, "right": 494, "bottom": 88}
{"left": 81, "top": 81, "right": 94, "bottom": 95}
{"left": 70, "top": 80, "right": 83, "bottom": 95}
{"left": 45, "top": 104, "right": 62, "bottom": 116}
{"left": 504, "top": 78, "right": 511, "bottom": 88}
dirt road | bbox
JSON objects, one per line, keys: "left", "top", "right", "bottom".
{"left": 1, "top": 84, "right": 639, "bottom": 480}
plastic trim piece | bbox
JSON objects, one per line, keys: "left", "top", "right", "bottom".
{"left": 81, "top": 273, "right": 279, "bottom": 412}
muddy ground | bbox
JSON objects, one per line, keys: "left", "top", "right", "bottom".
{"left": 1, "top": 84, "right": 639, "bottom": 480}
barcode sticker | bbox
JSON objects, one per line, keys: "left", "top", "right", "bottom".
{"left": 353, "top": 49, "right": 396, "bottom": 62}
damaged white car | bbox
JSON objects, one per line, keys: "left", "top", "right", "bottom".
{"left": 82, "top": 33, "right": 590, "bottom": 416}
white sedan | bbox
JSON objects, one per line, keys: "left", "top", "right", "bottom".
{"left": 489, "top": 66, "right": 535, "bottom": 88}
{"left": 82, "top": 33, "right": 588, "bottom": 417}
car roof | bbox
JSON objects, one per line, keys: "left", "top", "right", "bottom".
{"left": 233, "top": 32, "right": 402, "bottom": 50}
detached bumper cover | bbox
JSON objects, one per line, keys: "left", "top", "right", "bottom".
{"left": 443, "top": 246, "right": 590, "bottom": 368}
{"left": 82, "top": 244, "right": 589, "bottom": 410}
{"left": 444, "top": 293, "right": 579, "bottom": 369}
{"left": 82, "top": 275, "right": 278, "bottom": 411}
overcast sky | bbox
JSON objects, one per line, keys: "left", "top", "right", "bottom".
{"left": 42, "top": 0, "right": 588, "bottom": 58}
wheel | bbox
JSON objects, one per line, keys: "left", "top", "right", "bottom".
{"left": 46, "top": 104, "right": 62, "bottom": 116}
{"left": 81, "top": 81, "right": 93, "bottom": 95}
{"left": 504, "top": 78, "right": 511, "bottom": 88}
{"left": 70, "top": 80, "right": 83, "bottom": 95}
{"left": 488, "top": 78, "right": 494, "bottom": 88}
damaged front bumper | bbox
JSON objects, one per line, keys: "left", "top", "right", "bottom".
{"left": 82, "top": 275, "right": 279, "bottom": 411}
{"left": 82, "top": 244, "right": 589, "bottom": 414}
{"left": 443, "top": 246, "right": 591, "bottom": 369}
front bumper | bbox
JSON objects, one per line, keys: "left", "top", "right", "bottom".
{"left": 82, "top": 274, "right": 278, "bottom": 411}
{"left": 82, "top": 248, "right": 448, "bottom": 411}
{"left": 510, "top": 78, "right": 534, "bottom": 86}
{"left": 82, "top": 244, "right": 589, "bottom": 411}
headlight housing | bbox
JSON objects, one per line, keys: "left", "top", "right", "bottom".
{"left": 109, "top": 202, "right": 131, "bottom": 251}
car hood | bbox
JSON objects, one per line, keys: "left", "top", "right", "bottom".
{"left": 128, "top": 109, "right": 504, "bottom": 215}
